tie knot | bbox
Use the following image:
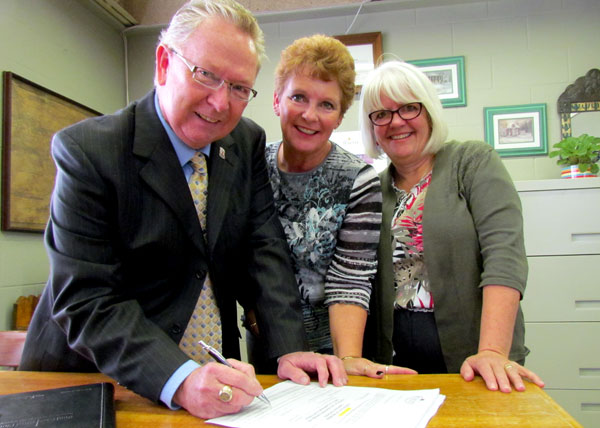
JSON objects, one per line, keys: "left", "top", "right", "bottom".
{"left": 190, "top": 152, "right": 207, "bottom": 175}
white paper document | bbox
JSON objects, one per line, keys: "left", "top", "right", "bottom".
{"left": 207, "top": 381, "right": 445, "bottom": 428}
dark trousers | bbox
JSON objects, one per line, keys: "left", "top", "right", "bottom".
{"left": 245, "top": 330, "right": 278, "bottom": 374}
{"left": 392, "top": 307, "right": 448, "bottom": 374}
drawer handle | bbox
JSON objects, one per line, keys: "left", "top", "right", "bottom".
{"left": 571, "top": 232, "right": 600, "bottom": 242}
{"left": 575, "top": 300, "right": 600, "bottom": 309}
{"left": 581, "top": 403, "right": 600, "bottom": 412}
{"left": 579, "top": 368, "right": 600, "bottom": 377}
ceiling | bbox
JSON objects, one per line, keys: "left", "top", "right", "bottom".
{"left": 123, "top": 0, "right": 369, "bottom": 25}
{"left": 91, "top": 0, "right": 371, "bottom": 26}
{"left": 90, "top": 0, "right": 492, "bottom": 27}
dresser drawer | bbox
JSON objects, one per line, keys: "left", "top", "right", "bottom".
{"left": 519, "top": 187, "right": 600, "bottom": 256}
{"left": 523, "top": 255, "right": 600, "bottom": 322}
{"left": 525, "top": 322, "right": 600, "bottom": 390}
{"left": 544, "top": 389, "right": 600, "bottom": 428}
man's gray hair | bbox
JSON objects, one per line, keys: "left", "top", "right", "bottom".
{"left": 159, "top": 0, "right": 265, "bottom": 66}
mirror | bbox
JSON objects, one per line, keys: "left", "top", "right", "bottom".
{"left": 557, "top": 68, "right": 600, "bottom": 139}
{"left": 333, "top": 32, "right": 383, "bottom": 95}
{"left": 571, "top": 111, "right": 600, "bottom": 138}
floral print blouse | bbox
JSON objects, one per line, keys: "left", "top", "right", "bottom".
{"left": 266, "top": 142, "right": 382, "bottom": 351}
{"left": 391, "top": 170, "right": 434, "bottom": 311}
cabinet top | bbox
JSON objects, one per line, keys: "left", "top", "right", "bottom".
{"left": 515, "top": 177, "right": 600, "bottom": 192}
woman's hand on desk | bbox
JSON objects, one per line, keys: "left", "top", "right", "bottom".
{"left": 342, "top": 356, "right": 417, "bottom": 378}
{"left": 173, "top": 359, "right": 264, "bottom": 419}
{"left": 277, "top": 352, "right": 347, "bottom": 387}
{"left": 460, "top": 350, "right": 545, "bottom": 393}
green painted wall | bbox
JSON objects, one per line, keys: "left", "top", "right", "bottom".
{"left": 126, "top": 0, "right": 600, "bottom": 181}
{"left": 0, "top": 0, "right": 125, "bottom": 330}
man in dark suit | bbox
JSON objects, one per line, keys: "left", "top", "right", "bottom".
{"left": 19, "top": 0, "right": 345, "bottom": 419}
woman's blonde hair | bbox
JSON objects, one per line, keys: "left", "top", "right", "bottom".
{"left": 359, "top": 60, "right": 448, "bottom": 159}
{"left": 275, "top": 34, "right": 356, "bottom": 115}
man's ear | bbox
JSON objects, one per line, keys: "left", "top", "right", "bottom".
{"left": 155, "top": 44, "right": 170, "bottom": 86}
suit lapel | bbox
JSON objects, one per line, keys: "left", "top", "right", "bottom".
{"left": 207, "top": 136, "right": 237, "bottom": 253}
{"left": 132, "top": 92, "right": 208, "bottom": 255}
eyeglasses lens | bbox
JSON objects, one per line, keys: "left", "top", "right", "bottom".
{"left": 369, "top": 103, "right": 422, "bottom": 126}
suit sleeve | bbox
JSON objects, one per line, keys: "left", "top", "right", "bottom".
{"left": 44, "top": 128, "right": 189, "bottom": 402}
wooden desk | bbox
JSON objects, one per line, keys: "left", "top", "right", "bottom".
{"left": 0, "top": 371, "right": 581, "bottom": 427}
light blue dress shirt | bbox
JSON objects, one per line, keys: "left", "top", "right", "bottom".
{"left": 154, "top": 93, "right": 211, "bottom": 409}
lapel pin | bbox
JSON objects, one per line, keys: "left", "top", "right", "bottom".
{"left": 219, "top": 147, "right": 226, "bottom": 159}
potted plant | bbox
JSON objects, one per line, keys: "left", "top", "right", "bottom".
{"left": 548, "top": 133, "right": 600, "bottom": 178}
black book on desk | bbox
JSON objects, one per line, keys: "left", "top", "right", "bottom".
{"left": 0, "top": 382, "right": 115, "bottom": 427}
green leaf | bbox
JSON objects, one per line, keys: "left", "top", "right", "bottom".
{"left": 549, "top": 133, "right": 600, "bottom": 169}
{"left": 578, "top": 163, "right": 591, "bottom": 172}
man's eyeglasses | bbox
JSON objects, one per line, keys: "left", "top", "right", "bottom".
{"left": 368, "top": 102, "right": 423, "bottom": 126}
{"left": 170, "top": 49, "right": 258, "bottom": 102}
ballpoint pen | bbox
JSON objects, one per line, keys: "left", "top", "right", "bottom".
{"left": 199, "top": 340, "right": 271, "bottom": 406}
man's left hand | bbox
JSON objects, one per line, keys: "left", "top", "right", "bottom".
{"left": 277, "top": 352, "right": 347, "bottom": 387}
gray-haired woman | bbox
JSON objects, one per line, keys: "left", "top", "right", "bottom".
{"left": 360, "top": 60, "right": 544, "bottom": 393}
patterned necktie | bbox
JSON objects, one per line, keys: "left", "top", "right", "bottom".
{"left": 179, "top": 152, "right": 223, "bottom": 364}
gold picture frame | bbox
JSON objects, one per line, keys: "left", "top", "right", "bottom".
{"left": 333, "top": 32, "right": 383, "bottom": 96}
{"left": 2, "top": 72, "right": 101, "bottom": 232}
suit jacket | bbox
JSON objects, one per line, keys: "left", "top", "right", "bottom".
{"left": 20, "top": 91, "right": 307, "bottom": 402}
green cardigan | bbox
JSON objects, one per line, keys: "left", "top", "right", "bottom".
{"left": 363, "top": 141, "right": 529, "bottom": 372}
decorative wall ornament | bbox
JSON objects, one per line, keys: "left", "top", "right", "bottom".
{"left": 557, "top": 68, "right": 600, "bottom": 139}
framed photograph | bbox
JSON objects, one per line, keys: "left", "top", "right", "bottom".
{"left": 2, "top": 72, "right": 101, "bottom": 232}
{"left": 333, "top": 32, "right": 382, "bottom": 96}
{"left": 408, "top": 56, "right": 466, "bottom": 107}
{"left": 484, "top": 103, "right": 548, "bottom": 157}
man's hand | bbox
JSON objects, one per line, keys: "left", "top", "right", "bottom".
{"left": 173, "top": 359, "right": 264, "bottom": 419}
{"left": 277, "top": 352, "right": 347, "bottom": 387}
{"left": 460, "top": 350, "right": 545, "bottom": 393}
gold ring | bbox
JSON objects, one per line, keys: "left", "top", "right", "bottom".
{"left": 219, "top": 385, "right": 233, "bottom": 402}
{"left": 504, "top": 363, "right": 514, "bottom": 370}
{"left": 363, "top": 364, "right": 369, "bottom": 374}
{"left": 385, "top": 365, "right": 389, "bottom": 375}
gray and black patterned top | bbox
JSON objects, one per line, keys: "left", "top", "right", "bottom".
{"left": 266, "top": 141, "right": 382, "bottom": 351}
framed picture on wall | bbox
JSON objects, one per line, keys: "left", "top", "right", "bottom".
{"left": 484, "top": 103, "right": 548, "bottom": 157}
{"left": 333, "top": 32, "right": 382, "bottom": 97}
{"left": 408, "top": 56, "right": 466, "bottom": 107}
{"left": 2, "top": 72, "right": 101, "bottom": 232}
